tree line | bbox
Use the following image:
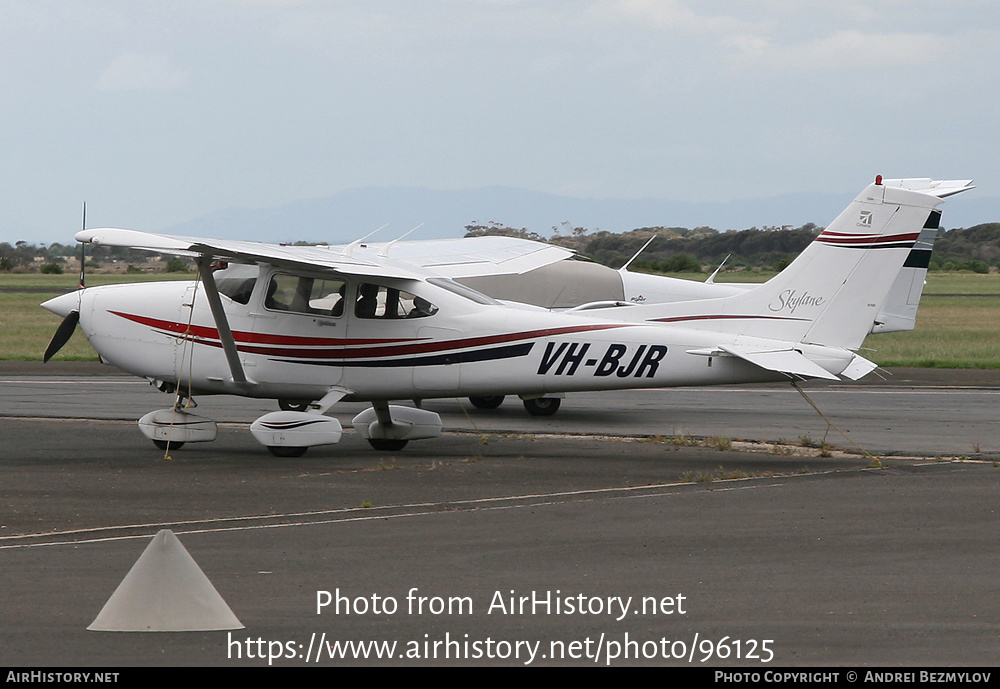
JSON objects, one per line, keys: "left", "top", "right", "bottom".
{"left": 465, "top": 222, "right": 1000, "bottom": 274}
{"left": 2, "top": 221, "right": 999, "bottom": 274}
{"left": 0, "top": 241, "right": 188, "bottom": 273}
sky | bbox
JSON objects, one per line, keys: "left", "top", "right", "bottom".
{"left": 2, "top": 0, "right": 998, "bottom": 243}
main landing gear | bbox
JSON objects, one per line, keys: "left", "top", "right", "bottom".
{"left": 522, "top": 397, "right": 561, "bottom": 416}
{"left": 467, "top": 395, "right": 563, "bottom": 416}
{"left": 352, "top": 403, "right": 441, "bottom": 452}
{"left": 137, "top": 398, "right": 443, "bottom": 456}
{"left": 278, "top": 399, "right": 310, "bottom": 412}
{"left": 140, "top": 391, "right": 570, "bottom": 455}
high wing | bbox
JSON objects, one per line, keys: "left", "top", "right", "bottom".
{"left": 353, "top": 235, "right": 574, "bottom": 278}
{"left": 75, "top": 229, "right": 572, "bottom": 279}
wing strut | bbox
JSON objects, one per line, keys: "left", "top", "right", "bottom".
{"left": 197, "top": 256, "right": 253, "bottom": 388}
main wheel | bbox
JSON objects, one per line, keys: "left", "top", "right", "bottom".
{"left": 368, "top": 438, "right": 408, "bottom": 451}
{"left": 278, "top": 399, "right": 310, "bottom": 412}
{"left": 268, "top": 446, "right": 308, "bottom": 457}
{"left": 523, "top": 397, "right": 560, "bottom": 416}
{"left": 469, "top": 395, "right": 505, "bottom": 409}
{"left": 152, "top": 439, "right": 184, "bottom": 450}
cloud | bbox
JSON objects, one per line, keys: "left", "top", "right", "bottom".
{"left": 96, "top": 52, "right": 187, "bottom": 91}
{"left": 726, "top": 30, "right": 943, "bottom": 72}
{"left": 594, "top": 0, "right": 760, "bottom": 36}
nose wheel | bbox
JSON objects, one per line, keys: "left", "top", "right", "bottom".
{"left": 367, "top": 438, "right": 409, "bottom": 451}
{"left": 152, "top": 439, "right": 185, "bottom": 451}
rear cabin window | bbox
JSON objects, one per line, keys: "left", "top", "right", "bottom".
{"left": 355, "top": 283, "right": 438, "bottom": 319}
{"left": 265, "top": 274, "right": 347, "bottom": 317}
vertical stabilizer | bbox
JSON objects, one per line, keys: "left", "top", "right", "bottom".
{"left": 797, "top": 183, "right": 943, "bottom": 349}
{"left": 630, "top": 180, "right": 947, "bottom": 350}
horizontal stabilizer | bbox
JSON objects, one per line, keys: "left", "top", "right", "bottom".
{"left": 838, "top": 353, "right": 879, "bottom": 381}
{"left": 716, "top": 345, "right": 839, "bottom": 380}
{"left": 880, "top": 178, "right": 975, "bottom": 198}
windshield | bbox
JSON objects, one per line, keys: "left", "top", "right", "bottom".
{"left": 214, "top": 263, "right": 258, "bottom": 305}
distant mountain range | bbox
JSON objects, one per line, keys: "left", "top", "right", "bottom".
{"left": 161, "top": 186, "right": 1000, "bottom": 243}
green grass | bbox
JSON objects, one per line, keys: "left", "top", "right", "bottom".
{"left": 862, "top": 296, "right": 1000, "bottom": 368}
{"left": 861, "top": 272, "right": 1000, "bottom": 368}
{"left": 921, "top": 272, "right": 1000, "bottom": 296}
{"left": 2, "top": 273, "right": 194, "bottom": 361}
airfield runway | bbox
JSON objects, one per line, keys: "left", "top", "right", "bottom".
{"left": 1, "top": 363, "right": 998, "bottom": 666}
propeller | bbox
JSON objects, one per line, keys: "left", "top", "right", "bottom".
{"left": 43, "top": 310, "right": 80, "bottom": 363}
{"left": 43, "top": 203, "right": 87, "bottom": 363}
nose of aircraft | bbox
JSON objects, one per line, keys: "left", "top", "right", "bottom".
{"left": 41, "top": 291, "right": 80, "bottom": 318}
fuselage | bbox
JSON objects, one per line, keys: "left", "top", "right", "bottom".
{"left": 44, "top": 265, "right": 854, "bottom": 403}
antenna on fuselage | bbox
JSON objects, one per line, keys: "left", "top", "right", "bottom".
{"left": 705, "top": 254, "right": 731, "bottom": 284}
{"left": 619, "top": 236, "right": 656, "bottom": 273}
{"left": 342, "top": 223, "right": 389, "bottom": 258}
{"left": 378, "top": 223, "right": 424, "bottom": 258}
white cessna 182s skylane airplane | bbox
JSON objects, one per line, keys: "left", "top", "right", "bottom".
{"left": 42, "top": 176, "right": 968, "bottom": 456}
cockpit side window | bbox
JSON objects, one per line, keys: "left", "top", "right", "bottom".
{"left": 214, "top": 263, "right": 258, "bottom": 305}
{"left": 265, "top": 274, "right": 346, "bottom": 317}
{"left": 355, "top": 283, "right": 438, "bottom": 319}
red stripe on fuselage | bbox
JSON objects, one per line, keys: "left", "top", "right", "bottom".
{"left": 236, "top": 324, "right": 631, "bottom": 360}
{"left": 109, "top": 311, "right": 418, "bottom": 346}
{"left": 648, "top": 314, "right": 809, "bottom": 324}
{"left": 109, "top": 311, "right": 632, "bottom": 360}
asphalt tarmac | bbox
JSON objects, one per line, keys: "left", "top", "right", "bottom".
{"left": 1, "top": 363, "right": 998, "bottom": 667}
